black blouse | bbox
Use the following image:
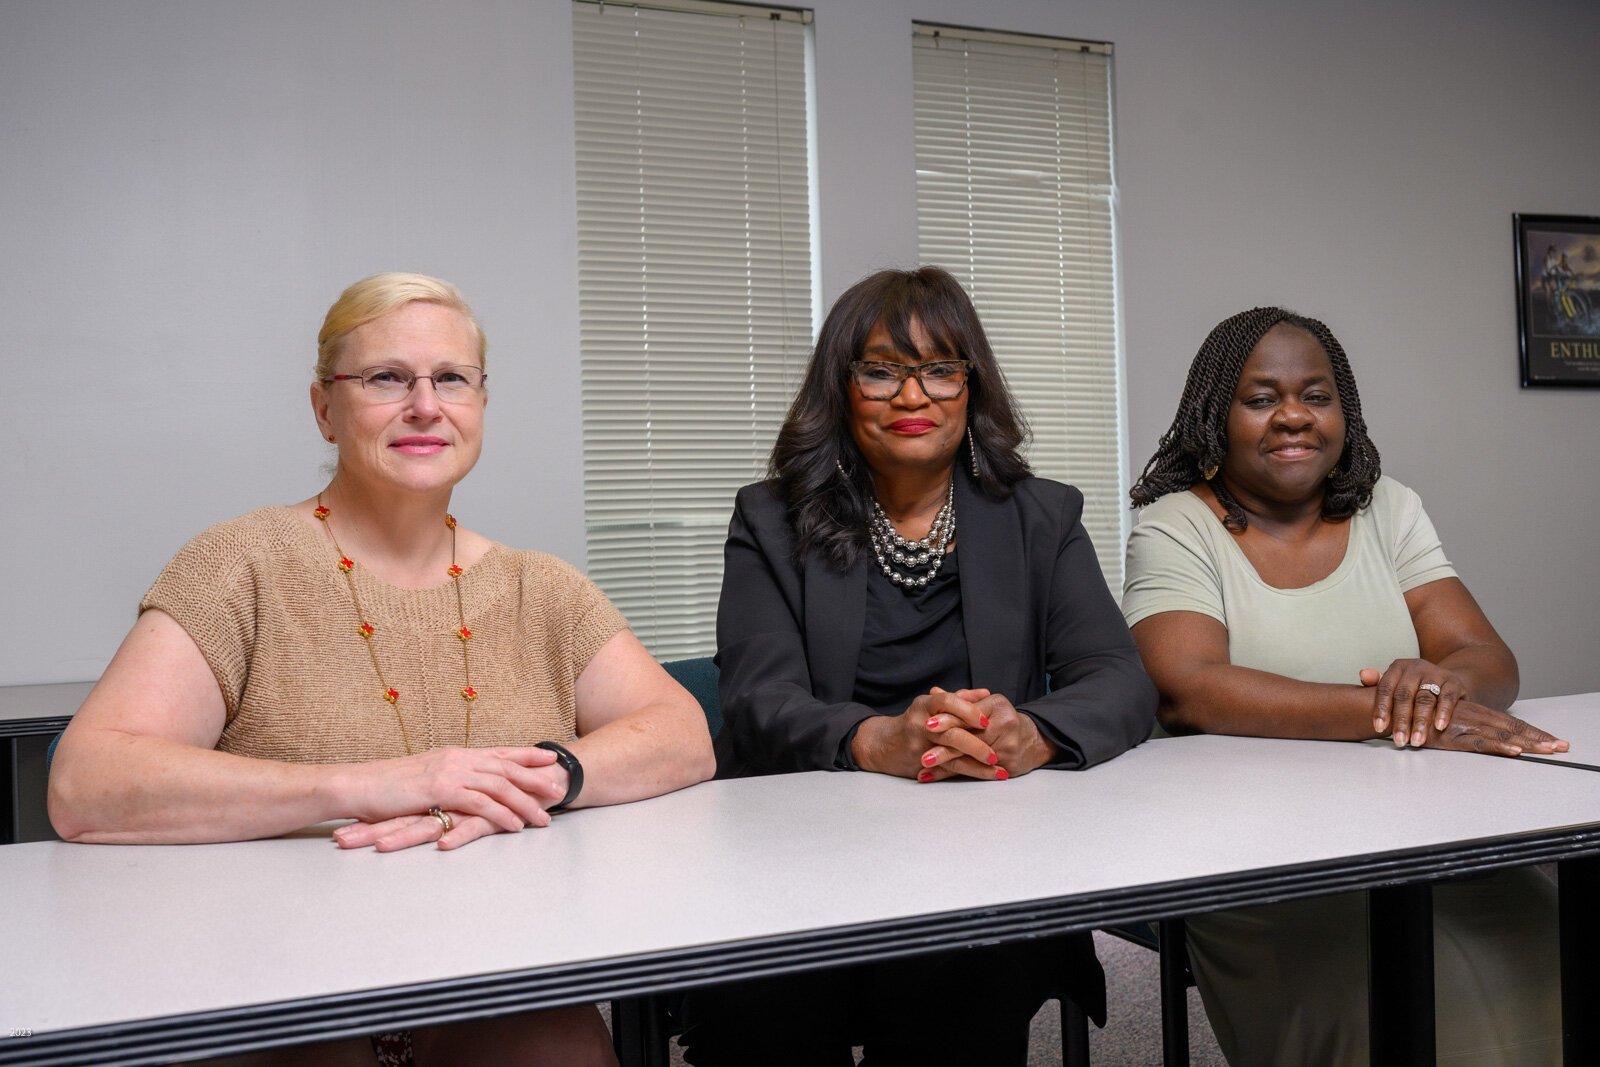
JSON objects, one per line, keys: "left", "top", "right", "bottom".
{"left": 852, "top": 550, "right": 970, "bottom": 714}
{"left": 837, "top": 551, "right": 971, "bottom": 767}
{"left": 839, "top": 549, "right": 1091, "bottom": 770}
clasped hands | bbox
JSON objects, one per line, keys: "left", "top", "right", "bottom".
{"left": 852, "top": 687, "right": 1056, "bottom": 782}
{"left": 331, "top": 745, "right": 572, "bottom": 853}
{"left": 1359, "top": 660, "right": 1568, "bottom": 758}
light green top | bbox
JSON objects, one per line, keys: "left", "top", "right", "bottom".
{"left": 1121, "top": 476, "right": 1457, "bottom": 684}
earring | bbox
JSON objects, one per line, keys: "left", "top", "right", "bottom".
{"left": 1202, "top": 464, "right": 1218, "bottom": 481}
{"left": 966, "top": 425, "right": 980, "bottom": 478}
{"left": 835, "top": 457, "right": 853, "bottom": 479}
{"left": 1328, "top": 465, "right": 1342, "bottom": 481}
{"left": 326, "top": 434, "right": 336, "bottom": 443}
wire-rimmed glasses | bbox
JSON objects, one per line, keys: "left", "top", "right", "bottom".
{"left": 322, "top": 365, "right": 487, "bottom": 403}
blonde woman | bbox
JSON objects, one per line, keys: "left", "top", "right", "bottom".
{"left": 51, "top": 272, "right": 714, "bottom": 1066}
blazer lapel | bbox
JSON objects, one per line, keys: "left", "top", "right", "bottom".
{"left": 957, "top": 473, "right": 1027, "bottom": 694}
{"left": 804, "top": 549, "right": 867, "bottom": 703}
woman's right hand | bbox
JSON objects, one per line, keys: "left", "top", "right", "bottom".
{"left": 332, "top": 745, "right": 566, "bottom": 851}
{"left": 1419, "top": 702, "right": 1569, "bottom": 759}
{"left": 850, "top": 688, "right": 999, "bottom": 780}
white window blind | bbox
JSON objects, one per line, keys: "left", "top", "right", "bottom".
{"left": 913, "top": 25, "right": 1125, "bottom": 594}
{"left": 573, "top": 0, "right": 814, "bottom": 658}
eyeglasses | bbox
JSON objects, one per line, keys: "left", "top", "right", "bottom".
{"left": 850, "top": 360, "right": 970, "bottom": 401}
{"left": 322, "top": 365, "right": 487, "bottom": 403}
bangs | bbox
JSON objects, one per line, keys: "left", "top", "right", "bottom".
{"left": 866, "top": 283, "right": 969, "bottom": 363}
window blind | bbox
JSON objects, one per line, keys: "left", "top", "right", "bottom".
{"left": 913, "top": 24, "right": 1126, "bottom": 594}
{"left": 573, "top": 0, "right": 814, "bottom": 657}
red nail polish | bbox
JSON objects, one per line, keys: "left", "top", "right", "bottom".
{"left": 922, "top": 751, "right": 938, "bottom": 766}
{"left": 995, "top": 767, "right": 1009, "bottom": 781}
{"left": 917, "top": 770, "right": 933, "bottom": 782}
{"left": 986, "top": 752, "right": 999, "bottom": 765}
{"left": 979, "top": 715, "right": 990, "bottom": 728}
{"left": 925, "top": 717, "right": 940, "bottom": 730}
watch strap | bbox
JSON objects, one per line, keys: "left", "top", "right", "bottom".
{"left": 534, "top": 740, "right": 583, "bottom": 812}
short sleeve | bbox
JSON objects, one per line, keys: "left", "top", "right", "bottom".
{"left": 140, "top": 524, "right": 259, "bottom": 718}
{"left": 1121, "top": 504, "right": 1226, "bottom": 629}
{"left": 1385, "top": 481, "right": 1457, "bottom": 591}
{"left": 531, "top": 554, "right": 630, "bottom": 677}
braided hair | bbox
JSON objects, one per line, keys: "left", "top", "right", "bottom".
{"left": 770, "top": 266, "right": 1031, "bottom": 569}
{"left": 1129, "top": 307, "right": 1380, "bottom": 532}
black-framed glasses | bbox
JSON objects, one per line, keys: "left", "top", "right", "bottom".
{"left": 849, "top": 360, "right": 970, "bottom": 401}
{"left": 322, "top": 365, "right": 487, "bottom": 403}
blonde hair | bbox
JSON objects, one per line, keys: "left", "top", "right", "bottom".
{"left": 315, "top": 272, "right": 487, "bottom": 380}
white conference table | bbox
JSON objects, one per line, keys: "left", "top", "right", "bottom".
{"left": 0, "top": 683, "right": 92, "bottom": 844}
{"left": 1, "top": 694, "right": 1597, "bottom": 1066}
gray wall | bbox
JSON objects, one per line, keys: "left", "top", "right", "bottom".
{"left": 4, "top": 0, "right": 1597, "bottom": 697}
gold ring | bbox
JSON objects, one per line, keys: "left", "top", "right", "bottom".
{"left": 427, "top": 806, "right": 454, "bottom": 834}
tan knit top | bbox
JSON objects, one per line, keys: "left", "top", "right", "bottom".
{"left": 141, "top": 507, "right": 628, "bottom": 764}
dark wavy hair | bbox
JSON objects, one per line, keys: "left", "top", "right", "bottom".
{"left": 770, "top": 266, "right": 1031, "bottom": 568}
{"left": 1129, "top": 306, "right": 1380, "bottom": 532}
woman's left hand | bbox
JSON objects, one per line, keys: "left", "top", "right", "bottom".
{"left": 1360, "top": 660, "right": 1470, "bottom": 748}
{"left": 1421, "top": 701, "right": 1569, "bottom": 759}
{"left": 333, "top": 810, "right": 504, "bottom": 852}
{"left": 921, "top": 690, "right": 1057, "bottom": 782}
{"left": 334, "top": 761, "right": 573, "bottom": 852}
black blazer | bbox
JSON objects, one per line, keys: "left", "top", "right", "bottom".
{"left": 714, "top": 470, "right": 1157, "bottom": 777}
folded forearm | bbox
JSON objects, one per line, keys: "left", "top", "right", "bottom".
{"left": 1158, "top": 665, "right": 1379, "bottom": 741}
{"left": 48, "top": 732, "right": 339, "bottom": 844}
{"left": 1022, "top": 655, "right": 1158, "bottom": 766}
{"left": 565, "top": 704, "right": 714, "bottom": 808}
{"left": 1435, "top": 644, "right": 1519, "bottom": 711}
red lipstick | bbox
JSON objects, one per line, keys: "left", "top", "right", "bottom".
{"left": 887, "top": 418, "right": 937, "bottom": 435}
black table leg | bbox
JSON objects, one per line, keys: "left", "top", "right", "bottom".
{"left": 1368, "top": 883, "right": 1434, "bottom": 1066}
{"left": 611, "top": 995, "right": 670, "bottom": 1067}
{"left": 1158, "top": 918, "right": 1191, "bottom": 1067}
{"left": 1561, "top": 855, "right": 1600, "bottom": 1065}
{"left": 1, "top": 738, "right": 19, "bottom": 845}
{"left": 1060, "top": 995, "right": 1090, "bottom": 1066}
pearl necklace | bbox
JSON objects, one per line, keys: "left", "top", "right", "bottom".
{"left": 314, "top": 494, "right": 476, "bottom": 755}
{"left": 868, "top": 479, "right": 956, "bottom": 590}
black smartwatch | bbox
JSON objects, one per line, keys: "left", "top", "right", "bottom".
{"left": 535, "top": 740, "right": 583, "bottom": 812}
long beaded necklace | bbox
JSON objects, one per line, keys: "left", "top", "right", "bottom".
{"left": 868, "top": 478, "right": 956, "bottom": 590}
{"left": 314, "top": 493, "right": 476, "bottom": 755}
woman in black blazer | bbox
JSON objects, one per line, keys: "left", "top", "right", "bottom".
{"left": 682, "top": 267, "right": 1156, "bottom": 1066}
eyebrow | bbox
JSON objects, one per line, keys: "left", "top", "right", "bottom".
{"left": 360, "top": 360, "right": 481, "bottom": 370}
{"left": 861, "top": 344, "right": 916, "bottom": 362}
{"left": 860, "top": 344, "right": 956, "bottom": 362}
{"left": 1239, "top": 373, "right": 1333, "bottom": 387}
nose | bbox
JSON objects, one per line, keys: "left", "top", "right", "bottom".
{"left": 404, "top": 377, "right": 444, "bottom": 419}
{"left": 893, "top": 371, "right": 932, "bottom": 408}
{"left": 1273, "top": 398, "right": 1312, "bottom": 429}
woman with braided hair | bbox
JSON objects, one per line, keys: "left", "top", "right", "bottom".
{"left": 1122, "top": 306, "right": 1566, "bottom": 1064}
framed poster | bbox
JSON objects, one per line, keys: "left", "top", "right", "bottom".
{"left": 1515, "top": 213, "right": 1600, "bottom": 387}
